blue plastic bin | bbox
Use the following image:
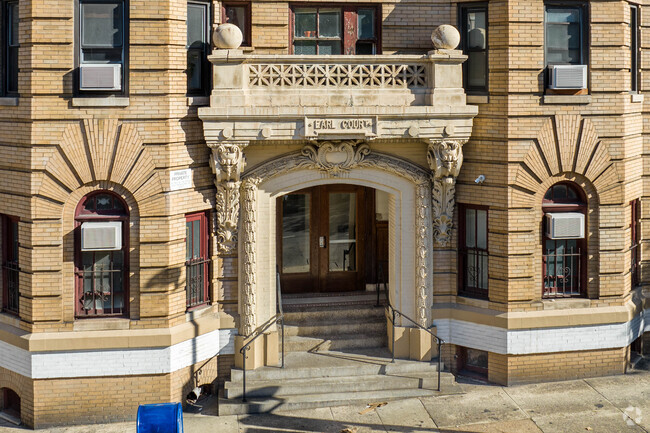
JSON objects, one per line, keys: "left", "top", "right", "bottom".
{"left": 136, "top": 403, "right": 184, "bottom": 433}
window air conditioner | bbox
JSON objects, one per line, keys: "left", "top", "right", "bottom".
{"left": 79, "top": 64, "right": 122, "bottom": 91}
{"left": 548, "top": 65, "right": 587, "bottom": 89}
{"left": 81, "top": 221, "right": 122, "bottom": 251}
{"left": 545, "top": 213, "right": 585, "bottom": 239}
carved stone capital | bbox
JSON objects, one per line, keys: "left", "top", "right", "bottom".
{"left": 209, "top": 141, "right": 249, "bottom": 255}
{"left": 302, "top": 140, "right": 371, "bottom": 176}
{"left": 426, "top": 139, "right": 465, "bottom": 247}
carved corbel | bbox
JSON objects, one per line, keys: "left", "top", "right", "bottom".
{"left": 427, "top": 139, "right": 465, "bottom": 247}
{"left": 208, "top": 141, "right": 249, "bottom": 255}
{"left": 302, "top": 140, "right": 371, "bottom": 176}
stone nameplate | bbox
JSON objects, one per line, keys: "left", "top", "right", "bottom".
{"left": 304, "top": 117, "right": 377, "bottom": 138}
{"left": 170, "top": 169, "right": 192, "bottom": 191}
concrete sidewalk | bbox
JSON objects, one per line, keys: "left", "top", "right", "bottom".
{"left": 2, "top": 366, "right": 649, "bottom": 433}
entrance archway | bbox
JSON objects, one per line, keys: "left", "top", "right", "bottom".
{"left": 1, "top": 388, "right": 20, "bottom": 421}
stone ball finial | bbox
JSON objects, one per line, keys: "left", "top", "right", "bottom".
{"left": 431, "top": 25, "right": 460, "bottom": 50}
{"left": 213, "top": 23, "right": 243, "bottom": 50}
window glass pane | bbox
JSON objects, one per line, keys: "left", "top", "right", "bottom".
{"left": 466, "top": 348, "right": 488, "bottom": 369}
{"left": 468, "top": 51, "right": 486, "bottom": 87}
{"left": 81, "top": 2, "right": 123, "bottom": 48}
{"left": 7, "top": 47, "right": 18, "bottom": 93}
{"left": 187, "top": 4, "right": 206, "bottom": 48}
{"left": 358, "top": 9, "right": 375, "bottom": 40}
{"left": 319, "top": 9, "right": 341, "bottom": 38}
{"left": 282, "top": 194, "right": 310, "bottom": 274}
{"left": 466, "top": 250, "right": 477, "bottom": 287}
{"left": 187, "top": 49, "right": 202, "bottom": 90}
{"left": 186, "top": 222, "right": 192, "bottom": 261}
{"left": 81, "top": 48, "right": 123, "bottom": 63}
{"left": 82, "top": 251, "right": 94, "bottom": 270}
{"left": 467, "top": 11, "right": 486, "bottom": 49}
{"left": 465, "top": 209, "right": 476, "bottom": 248}
{"left": 193, "top": 219, "right": 201, "bottom": 258}
{"left": 8, "top": 2, "right": 18, "bottom": 46}
{"left": 224, "top": 5, "right": 246, "bottom": 38}
{"left": 477, "top": 210, "right": 487, "bottom": 249}
{"left": 546, "top": 6, "right": 581, "bottom": 65}
{"left": 95, "top": 194, "right": 113, "bottom": 211}
{"left": 329, "top": 193, "right": 356, "bottom": 272}
{"left": 546, "top": 8, "right": 581, "bottom": 24}
{"left": 479, "top": 253, "right": 488, "bottom": 289}
{"left": 356, "top": 41, "right": 375, "bottom": 55}
{"left": 567, "top": 186, "right": 577, "bottom": 200}
{"left": 318, "top": 40, "right": 341, "bottom": 55}
{"left": 112, "top": 250, "right": 123, "bottom": 267}
{"left": 295, "top": 9, "right": 317, "bottom": 38}
{"left": 294, "top": 40, "right": 317, "bottom": 55}
{"left": 553, "top": 184, "right": 567, "bottom": 200}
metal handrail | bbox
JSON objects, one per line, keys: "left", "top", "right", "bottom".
{"left": 239, "top": 269, "right": 285, "bottom": 402}
{"left": 377, "top": 263, "right": 445, "bottom": 391}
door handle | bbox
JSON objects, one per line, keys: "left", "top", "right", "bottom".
{"left": 319, "top": 236, "right": 326, "bottom": 248}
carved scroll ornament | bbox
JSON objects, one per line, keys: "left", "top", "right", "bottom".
{"left": 209, "top": 141, "right": 248, "bottom": 254}
{"left": 427, "top": 140, "right": 465, "bottom": 247}
{"left": 302, "top": 140, "right": 371, "bottom": 176}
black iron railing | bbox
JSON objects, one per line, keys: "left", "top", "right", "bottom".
{"left": 377, "top": 263, "right": 445, "bottom": 391}
{"left": 186, "top": 257, "right": 210, "bottom": 309}
{"left": 2, "top": 261, "right": 19, "bottom": 315}
{"left": 543, "top": 248, "right": 581, "bottom": 298}
{"left": 240, "top": 269, "right": 285, "bottom": 402}
{"left": 459, "top": 248, "right": 488, "bottom": 300}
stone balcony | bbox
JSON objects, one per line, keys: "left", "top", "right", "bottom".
{"left": 199, "top": 48, "right": 478, "bottom": 143}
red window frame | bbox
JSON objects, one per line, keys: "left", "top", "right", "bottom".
{"left": 542, "top": 182, "right": 587, "bottom": 298}
{"left": 1, "top": 214, "right": 19, "bottom": 315}
{"left": 289, "top": 4, "right": 381, "bottom": 55}
{"left": 458, "top": 204, "right": 489, "bottom": 300}
{"left": 222, "top": 2, "right": 251, "bottom": 47}
{"left": 630, "top": 199, "right": 640, "bottom": 287}
{"left": 185, "top": 211, "right": 210, "bottom": 310}
{"left": 74, "top": 191, "right": 129, "bottom": 318}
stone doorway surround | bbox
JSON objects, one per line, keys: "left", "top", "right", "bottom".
{"left": 199, "top": 27, "right": 477, "bottom": 368}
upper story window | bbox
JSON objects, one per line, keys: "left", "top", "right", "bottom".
{"left": 222, "top": 2, "right": 251, "bottom": 47}
{"left": 75, "top": 191, "right": 129, "bottom": 317}
{"left": 77, "top": 0, "right": 127, "bottom": 93}
{"left": 459, "top": 4, "right": 488, "bottom": 94}
{"left": 1, "top": 214, "right": 19, "bottom": 315}
{"left": 630, "top": 5, "right": 639, "bottom": 93}
{"left": 1, "top": 1, "right": 19, "bottom": 96}
{"left": 630, "top": 199, "right": 640, "bottom": 287}
{"left": 187, "top": 1, "right": 211, "bottom": 95}
{"left": 186, "top": 212, "right": 210, "bottom": 310}
{"left": 542, "top": 182, "right": 587, "bottom": 298}
{"left": 545, "top": 5, "right": 586, "bottom": 66}
{"left": 291, "top": 6, "right": 380, "bottom": 55}
{"left": 459, "top": 205, "right": 488, "bottom": 300}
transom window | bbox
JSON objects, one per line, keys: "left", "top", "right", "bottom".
{"left": 542, "top": 182, "right": 587, "bottom": 298}
{"left": 75, "top": 191, "right": 128, "bottom": 317}
{"left": 291, "top": 6, "right": 379, "bottom": 55}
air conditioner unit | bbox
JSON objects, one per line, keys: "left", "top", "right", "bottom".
{"left": 79, "top": 64, "right": 122, "bottom": 91}
{"left": 548, "top": 65, "right": 587, "bottom": 89}
{"left": 545, "top": 213, "right": 585, "bottom": 239}
{"left": 81, "top": 221, "right": 122, "bottom": 251}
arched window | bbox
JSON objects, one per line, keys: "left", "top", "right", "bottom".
{"left": 542, "top": 182, "right": 587, "bottom": 298}
{"left": 75, "top": 191, "right": 129, "bottom": 317}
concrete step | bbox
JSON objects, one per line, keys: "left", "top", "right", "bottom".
{"left": 282, "top": 305, "right": 385, "bottom": 325}
{"left": 224, "top": 371, "right": 454, "bottom": 399}
{"left": 283, "top": 319, "right": 385, "bottom": 337}
{"left": 285, "top": 334, "right": 386, "bottom": 352}
{"left": 218, "top": 387, "right": 444, "bottom": 416}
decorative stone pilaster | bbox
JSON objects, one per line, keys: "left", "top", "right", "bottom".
{"left": 239, "top": 179, "right": 259, "bottom": 336}
{"left": 208, "top": 141, "right": 248, "bottom": 255}
{"left": 427, "top": 139, "right": 465, "bottom": 247}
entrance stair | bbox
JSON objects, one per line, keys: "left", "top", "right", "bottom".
{"left": 219, "top": 294, "right": 459, "bottom": 415}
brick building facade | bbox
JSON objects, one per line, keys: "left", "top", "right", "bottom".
{"left": 0, "top": 0, "right": 648, "bottom": 428}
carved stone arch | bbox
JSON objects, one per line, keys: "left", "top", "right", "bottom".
{"left": 238, "top": 149, "right": 433, "bottom": 335}
{"left": 36, "top": 120, "right": 163, "bottom": 215}
{"left": 512, "top": 115, "right": 621, "bottom": 206}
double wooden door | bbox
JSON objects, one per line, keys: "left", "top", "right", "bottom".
{"left": 277, "top": 185, "right": 369, "bottom": 294}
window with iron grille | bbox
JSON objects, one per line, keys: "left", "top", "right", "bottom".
{"left": 1, "top": 214, "right": 19, "bottom": 315}
{"left": 459, "top": 205, "right": 488, "bottom": 300}
{"left": 1, "top": 1, "right": 19, "bottom": 96}
{"left": 186, "top": 212, "right": 210, "bottom": 309}
{"left": 74, "top": 191, "right": 129, "bottom": 317}
{"left": 542, "top": 182, "right": 587, "bottom": 298}
{"left": 631, "top": 198, "right": 640, "bottom": 288}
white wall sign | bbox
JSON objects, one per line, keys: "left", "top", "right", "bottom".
{"left": 170, "top": 169, "right": 192, "bottom": 191}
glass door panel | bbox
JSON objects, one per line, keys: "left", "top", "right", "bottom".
{"left": 328, "top": 192, "right": 356, "bottom": 272}
{"left": 281, "top": 194, "right": 311, "bottom": 274}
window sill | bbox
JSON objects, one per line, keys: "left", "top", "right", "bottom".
{"left": 71, "top": 96, "right": 130, "bottom": 108}
{"left": 187, "top": 96, "right": 210, "bottom": 106}
{"left": 73, "top": 317, "right": 130, "bottom": 331}
{"left": 0, "top": 97, "right": 18, "bottom": 106}
{"left": 542, "top": 94, "right": 591, "bottom": 105}
{"left": 466, "top": 94, "right": 488, "bottom": 104}
{"left": 631, "top": 93, "right": 644, "bottom": 103}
